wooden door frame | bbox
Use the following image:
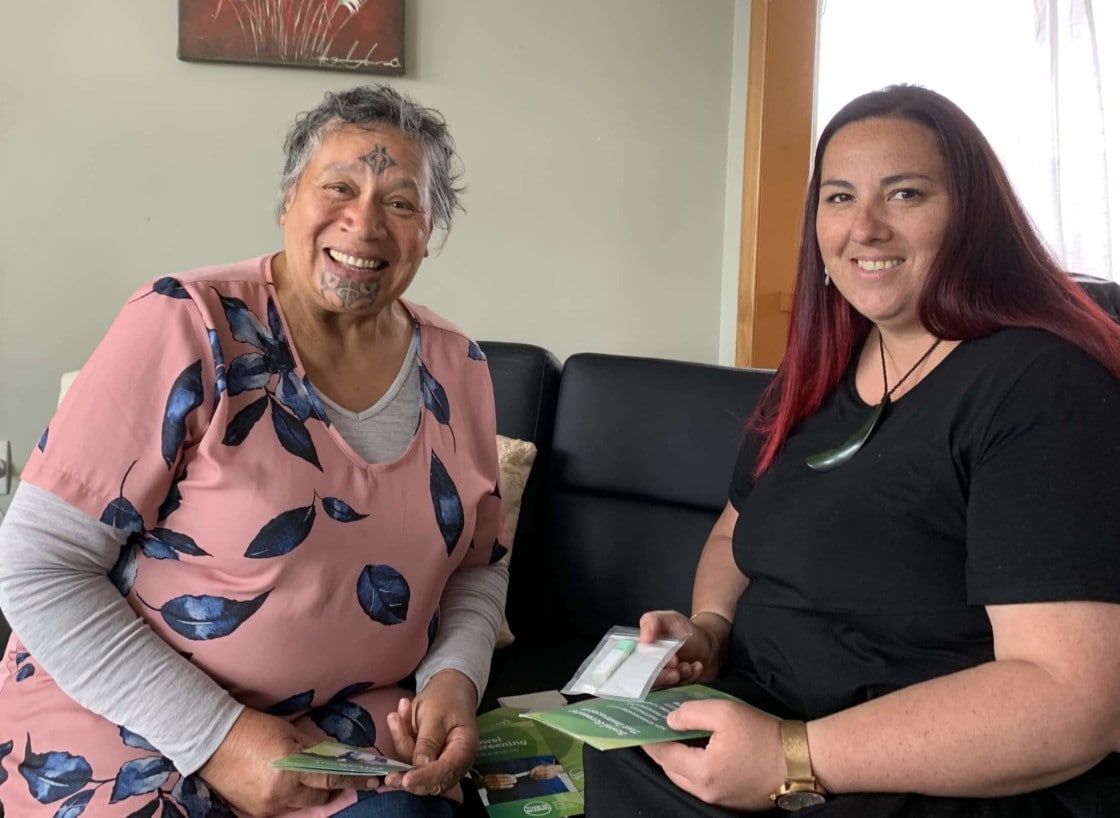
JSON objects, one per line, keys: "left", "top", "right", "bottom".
{"left": 736, "top": 0, "right": 819, "bottom": 368}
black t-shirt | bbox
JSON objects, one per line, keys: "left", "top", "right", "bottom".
{"left": 726, "top": 328, "right": 1120, "bottom": 721}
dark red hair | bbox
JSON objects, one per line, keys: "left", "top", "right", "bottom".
{"left": 752, "top": 84, "right": 1120, "bottom": 476}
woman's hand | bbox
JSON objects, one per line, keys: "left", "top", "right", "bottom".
{"left": 480, "top": 772, "right": 517, "bottom": 790}
{"left": 642, "top": 700, "right": 785, "bottom": 812}
{"left": 529, "top": 763, "right": 564, "bottom": 780}
{"left": 640, "top": 609, "right": 730, "bottom": 688}
{"left": 383, "top": 668, "right": 479, "bottom": 796}
{"left": 198, "top": 708, "right": 380, "bottom": 817}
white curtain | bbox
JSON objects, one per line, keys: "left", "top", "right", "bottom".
{"left": 816, "top": 0, "right": 1118, "bottom": 281}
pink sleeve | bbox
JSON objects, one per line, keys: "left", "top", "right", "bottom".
{"left": 22, "top": 282, "right": 218, "bottom": 530}
{"left": 460, "top": 357, "right": 510, "bottom": 571}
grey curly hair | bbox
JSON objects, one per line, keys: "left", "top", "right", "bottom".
{"left": 279, "top": 84, "right": 464, "bottom": 233}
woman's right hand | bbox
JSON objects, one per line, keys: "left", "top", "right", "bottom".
{"left": 198, "top": 708, "right": 380, "bottom": 817}
{"left": 640, "top": 609, "right": 731, "bottom": 688}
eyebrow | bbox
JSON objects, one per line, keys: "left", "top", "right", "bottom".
{"left": 820, "top": 173, "right": 936, "bottom": 188}
{"left": 315, "top": 161, "right": 422, "bottom": 193}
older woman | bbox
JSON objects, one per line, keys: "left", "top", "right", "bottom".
{"left": 584, "top": 85, "right": 1120, "bottom": 816}
{"left": 0, "top": 85, "right": 507, "bottom": 818}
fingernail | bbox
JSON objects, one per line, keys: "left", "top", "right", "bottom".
{"left": 415, "top": 754, "right": 430, "bottom": 766}
{"left": 365, "top": 778, "right": 379, "bottom": 789}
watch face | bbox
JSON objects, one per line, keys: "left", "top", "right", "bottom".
{"left": 776, "top": 790, "right": 827, "bottom": 811}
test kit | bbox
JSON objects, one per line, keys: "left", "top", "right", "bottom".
{"left": 562, "top": 626, "right": 687, "bottom": 700}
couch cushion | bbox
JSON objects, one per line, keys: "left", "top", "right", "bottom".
{"left": 494, "top": 434, "right": 538, "bottom": 648}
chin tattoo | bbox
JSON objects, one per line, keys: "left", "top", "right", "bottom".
{"left": 321, "top": 273, "right": 379, "bottom": 309}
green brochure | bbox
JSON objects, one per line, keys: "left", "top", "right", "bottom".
{"left": 523, "top": 684, "right": 745, "bottom": 751}
{"left": 270, "top": 741, "right": 413, "bottom": 776}
{"left": 474, "top": 707, "right": 585, "bottom": 817}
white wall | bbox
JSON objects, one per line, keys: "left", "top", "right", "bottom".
{"left": 0, "top": 0, "right": 743, "bottom": 507}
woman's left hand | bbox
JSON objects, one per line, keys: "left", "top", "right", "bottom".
{"left": 383, "top": 669, "right": 479, "bottom": 796}
{"left": 642, "top": 700, "right": 786, "bottom": 812}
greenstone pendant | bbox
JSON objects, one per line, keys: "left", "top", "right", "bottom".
{"left": 805, "top": 396, "right": 888, "bottom": 472}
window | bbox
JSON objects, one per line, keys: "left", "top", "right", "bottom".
{"left": 817, "top": 0, "right": 1119, "bottom": 281}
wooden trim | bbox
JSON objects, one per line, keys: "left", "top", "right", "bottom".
{"left": 736, "top": 0, "right": 818, "bottom": 368}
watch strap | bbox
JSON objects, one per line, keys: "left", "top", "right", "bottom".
{"left": 779, "top": 719, "right": 814, "bottom": 781}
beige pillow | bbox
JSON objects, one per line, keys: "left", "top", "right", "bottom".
{"left": 59, "top": 371, "right": 79, "bottom": 407}
{"left": 494, "top": 434, "right": 538, "bottom": 648}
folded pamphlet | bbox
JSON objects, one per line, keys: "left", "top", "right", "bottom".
{"left": 270, "top": 741, "right": 413, "bottom": 776}
{"left": 473, "top": 707, "right": 584, "bottom": 817}
{"left": 524, "top": 684, "right": 748, "bottom": 751}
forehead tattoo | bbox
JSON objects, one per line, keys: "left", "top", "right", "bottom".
{"left": 363, "top": 145, "right": 398, "bottom": 175}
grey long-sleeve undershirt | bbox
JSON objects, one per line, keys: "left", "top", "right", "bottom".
{"left": 0, "top": 343, "right": 508, "bottom": 775}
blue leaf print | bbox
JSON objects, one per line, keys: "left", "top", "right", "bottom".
{"left": 39, "top": 427, "right": 49, "bottom": 452}
{"left": 270, "top": 399, "right": 322, "bottom": 470}
{"left": 321, "top": 497, "right": 368, "bottom": 523}
{"left": 158, "top": 591, "right": 270, "bottom": 640}
{"left": 265, "top": 690, "right": 314, "bottom": 717}
{"left": 54, "top": 788, "right": 95, "bottom": 818}
{"left": 303, "top": 378, "right": 330, "bottom": 426}
{"left": 310, "top": 701, "right": 376, "bottom": 747}
{"left": 0, "top": 740, "right": 12, "bottom": 786}
{"left": 101, "top": 477, "right": 144, "bottom": 534}
{"left": 226, "top": 353, "right": 270, "bottom": 396}
{"left": 109, "top": 756, "right": 175, "bottom": 803}
{"left": 109, "top": 540, "right": 139, "bottom": 596}
{"left": 429, "top": 452, "right": 464, "bottom": 555}
{"left": 207, "top": 329, "right": 227, "bottom": 406}
{"left": 489, "top": 540, "right": 509, "bottom": 565}
{"left": 222, "top": 395, "right": 268, "bottom": 446}
{"left": 140, "top": 538, "right": 177, "bottom": 561}
{"left": 219, "top": 295, "right": 270, "bottom": 348}
{"left": 467, "top": 340, "right": 486, "bottom": 361}
{"left": 157, "top": 470, "right": 186, "bottom": 522}
{"left": 153, "top": 277, "right": 189, "bottom": 299}
{"left": 266, "top": 298, "right": 285, "bottom": 344}
{"left": 419, "top": 363, "right": 456, "bottom": 448}
{"left": 427, "top": 608, "right": 440, "bottom": 647}
{"left": 277, "top": 371, "right": 313, "bottom": 422}
{"left": 119, "top": 727, "right": 158, "bottom": 752}
{"left": 161, "top": 361, "right": 205, "bottom": 469}
{"left": 161, "top": 799, "right": 188, "bottom": 818}
{"left": 15, "top": 652, "right": 29, "bottom": 665}
{"left": 16, "top": 665, "right": 35, "bottom": 681}
{"left": 124, "top": 798, "right": 160, "bottom": 818}
{"left": 172, "top": 775, "right": 232, "bottom": 818}
{"left": 356, "top": 564, "right": 410, "bottom": 626}
{"left": 330, "top": 682, "right": 373, "bottom": 702}
{"left": 146, "top": 529, "right": 208, "bottom": 558}
{"left": 122, "top": 799, "right": 160, "bottom": 818}
{"left": 244, "top": 503, "right": 316, "bottom": 559}
{"left": 18, "top": 737, "right": 92, "bottom": 804}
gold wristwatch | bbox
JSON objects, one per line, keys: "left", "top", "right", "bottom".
{"left": 770, "top": 719, "right": 827, "bottom": 811}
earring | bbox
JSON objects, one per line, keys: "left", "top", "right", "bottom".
{"left": 824, "top": 266, "right": 831, "bottom": 287}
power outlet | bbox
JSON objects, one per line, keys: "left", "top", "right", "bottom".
{"left": 0, "top": 440, "right": 10, "bottom": 495}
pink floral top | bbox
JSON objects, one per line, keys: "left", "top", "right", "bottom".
{"left": 0, "top": 255, "right": 506, "bottom": 817}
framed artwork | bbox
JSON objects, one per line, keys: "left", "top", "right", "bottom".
{"left": 179, "top": 0, "right": 404, "bottom": 75}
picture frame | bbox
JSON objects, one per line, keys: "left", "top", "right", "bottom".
{"left": 178, "top": 0, "right": 404, "bottom": 75}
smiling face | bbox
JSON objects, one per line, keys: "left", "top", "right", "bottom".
{"left": 816, "top": 117, "right": 952, "bottom": 333}
{"left": 278, "top": 123, "right": 432, "bottom": 317}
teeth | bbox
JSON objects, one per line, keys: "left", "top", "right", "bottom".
{"left": 329, "top": 249, "right": 383, "bottom": 269}
{"left": 856, "top": 259, "right": 903, "bottom": 271}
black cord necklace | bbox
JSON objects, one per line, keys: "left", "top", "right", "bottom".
{"left": 805, "top": 333, "right": 942, "bottom": 472}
